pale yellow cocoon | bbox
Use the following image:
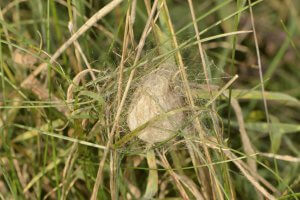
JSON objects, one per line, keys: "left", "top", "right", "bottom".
{"left": 127, "top": 62, "right": 184, "bottom": 143}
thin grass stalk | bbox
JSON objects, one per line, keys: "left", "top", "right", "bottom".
{"left": 161, "top": 1, "right": 224, "bottom": 199}
{"left": 90, "top": 1, "right": 159, "bottom": 199}
{"left": 19, "top": 0, "right": 124, "bottom": 88}
{"left": 158, "top": 151, "right": 190, "bottom": 200}
{"left": 225, "top": 2, "right": 245, "bottom": 197}
{"left": 110, "top": 7, "right": 131, "bottom": 200}
{"left": 246, "top": 0, "right": 271, "bottom": 143}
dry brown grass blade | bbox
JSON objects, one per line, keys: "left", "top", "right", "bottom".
{"left": 146, "top": 2, "right": 205, "bottom": 196}
{"left": 236, "top": 154, "right": 278, "bottom": 194}
{"left": 68, "top": 22, "right": 99, "bottom": 90}
{"left": 158, "top": 151, "right": 190, "bottom": 200}
{"left": 144, "top": 0, "right": 161, "bottom": 52}
{"left": 42, "top": 182, "right": 63, "bottom": 200}
{"left": 259, "top": 153, "right": 300, "bottom": 163}
{"left": 161, "top": 1, "right": 221, "bottom": 199}
{"left": 186, "top": 0, "right": 212, "bottom": 94}
{"left": 110, "top": 9, "right": 131, "bottom": 200}
{"left": 244, "top": 6, "right": 278, "bottom": 195}
{"left": 55, "top": 0, "right": 115, "bottom": 41}
{"left": 66, "top": 69, "right": 100, "bottom": 100}
{"left": 45, "top": 172, "right": 80, "bottom": 200}
{"left": 65, "top": 48, "right": 82, "bottom": 74}
{"left": 21, "top": 0, "right": 123, "bottom": 85}
{"left": 224, "top": 151, "right": 276, "bottom": 200}
{"left": 109, "top": 151, "right": 117, "bottom": 200}
{"left": 61, "top": 177, "right": 78, "bottom": 200}
{"left": 50, "top": 0, "right": 124, "bottom": 64}
{"left": 117, "top": 8, "right": 131, "bottom": 110}
{"left": 129, "top": 0, "right": 137, "bottom": 46}
{"left": 103, "top": 0, "right": 159, "bottom": 139}
{"left": 61, "top": 143, "right": 78, "bottom": 200}
{"left": 195, "top": 138, "right": 278, "bottom": 199}
{"left": 187, "top": 144, "right": 209, "bottom": 195}
{"left": 198, "top": 135, "right": 279, "bottom": 194}
{"left": 247, "top": 0, "right": 271, "bottom": 134}
{"left": 203, "top": 41, "right": 248, "bottom": 52}
{"left": 205, "top": 74, "right": 239, "bottom": 107}
{"left": 177, "top": 174, "right": 205, "bottom": 200}
{"left": 229, "top": 97, "right": 263, "bottom": 199}
{"left": 90, "top": 1, "right": 159, "bottom": 199}
{"left": 229, "top": 97, "right": 257, "bottom": 170}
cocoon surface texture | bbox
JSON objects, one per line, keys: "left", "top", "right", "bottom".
{"left": 127, "top": 62, "right": 184, "bottom": 143}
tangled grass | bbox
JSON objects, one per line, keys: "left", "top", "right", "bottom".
{"left": 0, "top": 0, "right": 300, "bottom": 199}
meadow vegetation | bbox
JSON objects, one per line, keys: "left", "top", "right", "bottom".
{"left": 0, "top": 0, "right": 299, "bottom": 199}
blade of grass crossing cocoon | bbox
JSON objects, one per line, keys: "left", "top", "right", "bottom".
{"left": 91, "top": 1, "right": 160, "bottom": 199}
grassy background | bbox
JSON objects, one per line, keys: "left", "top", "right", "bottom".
{"left": 0, "top": 0, "right": 299, "bottom": 199}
